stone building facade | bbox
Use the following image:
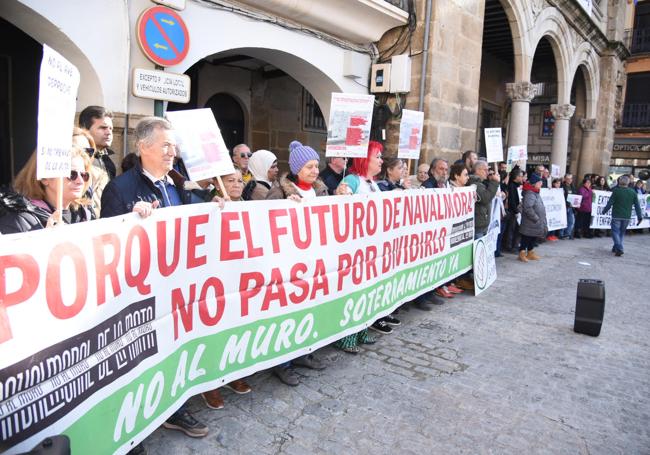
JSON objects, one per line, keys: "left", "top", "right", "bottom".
{"left": 379, "top": 0, "right": 630, "bottom": 178}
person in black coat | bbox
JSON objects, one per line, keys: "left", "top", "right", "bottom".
{"left": 0, "top": 187, "right": 50, "bottom": 234}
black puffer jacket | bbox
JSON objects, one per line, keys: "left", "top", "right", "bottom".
{"left": 0, "top": 188, "right": 50, "bottom": 234}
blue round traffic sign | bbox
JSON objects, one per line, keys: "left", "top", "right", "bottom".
{"left": 137, "top": 6, "right": 190, "bottom": 67}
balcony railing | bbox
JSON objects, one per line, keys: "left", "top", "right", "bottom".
{"left": 623, "top": 103, "right": 650, "bottom": 128}
{"left": 625, "top": 27, "right": 650, "bottom": 54}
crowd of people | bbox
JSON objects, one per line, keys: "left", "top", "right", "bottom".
{"left": 0, "top": 108, "right": 647, "bottom": 453}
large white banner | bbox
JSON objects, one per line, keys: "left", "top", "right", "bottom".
{"left": 0, "top": 188, "right": 475, "bottom": 454}
{"left": 36, "top": 45, "right": 80, "bottom": 179}
{"left": 590, "top": 189, "right": 650, "bottom": 229}
{"left": 325, "top": 93, "right": 375, "bottom": 158}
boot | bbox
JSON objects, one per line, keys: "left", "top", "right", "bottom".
{"left": 518, "top": 250, "right": 529, "bottom": 262}
{"left": 526, "top": 250, "right": 541, "bottom": 260}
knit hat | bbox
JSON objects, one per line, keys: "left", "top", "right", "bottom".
{"left": 288, "top": 141, "right": 320, "bottom": 174}
{"left": 528, "top": 172, "right": 542, "bottom": 185}
{"left": 248, "top": 149, "right": 277, "bottom": 184}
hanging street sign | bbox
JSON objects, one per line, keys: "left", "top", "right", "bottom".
{"left": 132, "top": 68, "right": 190, "bottom": 103}
{"left": 136, "top": 6, "right": 190, "bottom": 67}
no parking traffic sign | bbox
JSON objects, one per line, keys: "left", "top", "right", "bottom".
{"left": 136, "top": 6, "right": 189, "bottom": 67}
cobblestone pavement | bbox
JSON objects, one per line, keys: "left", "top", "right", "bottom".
{"left": 145, "top": 234, "right": 650, "bottom": 454}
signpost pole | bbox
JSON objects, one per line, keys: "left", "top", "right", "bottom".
{"left": 155, "top": 65, "right": 164, "bottom": 117}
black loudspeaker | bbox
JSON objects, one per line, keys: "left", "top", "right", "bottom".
{"left": 574, "top": 279, "right": 606, "bottom": 336}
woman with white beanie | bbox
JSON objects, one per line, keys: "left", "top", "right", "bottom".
{"left": 243, "top": 149, "right": 279, "bottom": 200}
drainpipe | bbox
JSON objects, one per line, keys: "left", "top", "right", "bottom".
{"left": 415, "top": 0, "right": 433, "bottom": 169}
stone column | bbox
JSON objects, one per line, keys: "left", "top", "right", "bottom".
{"left": 577, "top": 118, "right": 598, "bottom": 179}
{"left": 550, "top": 103, "right": 576, "bottom": 174}
{"left": 506, "top": 82, "right": 538, "bottom": 148}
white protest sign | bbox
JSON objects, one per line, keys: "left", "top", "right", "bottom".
{"left": 398, "top": 109, "right": 424, "bottom": 160}
{"left": 132, "top": 68, "right": 190, "bottom": 103}
{"left": 473, "top": 223, "right": 499, "bottom": 295}
{"left": 326, "top": 93, "right": 375, "bottom": 158}
{"left": 484, "top": 128, "right": 504, "bottom": 163}
{"left": 551, "top": 164, "right": 560, "bottom": 178}
{"left": 567, "top": 194, "right": 582, "bottom": 208}
{"left": 166, "top": 108, "right": 235, "bottom": 181}
{"left": 540, "top": 188, "right": 567, "bottom": 230}
{"left": 590, "top": 189, "right": 650, "bottom": 229}
{"left": 36, "top": 45, "right": 80, "bottom": 179}
{"left": 507, "top": 145, "right": 527, "bottom": 163}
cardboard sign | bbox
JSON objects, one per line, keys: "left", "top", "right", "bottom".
{"left": 567, "top": 194, "right": 582, "bottom": 208}
{"left": 540, "top": 188, "right": 567, "bottom": 230}
{"left": 484, "top": 128, "right": 504, "bottom": 163}
{"left": 551, "top": 164, "right": 560, "bottom": 178}
{"left": 165, "top": 108, "right": 235, "bottom": 181}
{"left": 397, "top": 109, "right": 424, "bottom": 160}
{"left": 36, "top": 45, "right": 80, "bottom": 179}
{"left": 325, "top": 93, "right": 375, "bottom": 158}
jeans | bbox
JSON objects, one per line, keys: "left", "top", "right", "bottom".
{"left": 561, "top": 208, "right": 575, "bottom": 238}
{"left": 610, "top": 218, "right": 630, "bottom": 253}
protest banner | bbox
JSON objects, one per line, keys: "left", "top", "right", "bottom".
{"left": 36, "top": 45, "right": 80, "bottom": 180}
{"left": 165, "top": 109, "right": 235, "bottom": 182}
{"left": 473, "top": 197, "right": 501, "bottom": 295}
{"left": 540, "top": 188, "right": 567, "bottom": 230}
{"left": 590, "top": 189, "right": 650, "bottom": 229}
{"left": 484, "top": 128, "right": 504, "bottom": 164}
{"left": 326, "top": 93, "right": 375, "bottom": 158}
{"left": 397, "top": 110, "right": 424, "bottom": 160}
{"left": 567, "top": 194, "right": 582, "bottom": 208}
{"left": 0, "top": 188, "right": 475, "bottom": 454}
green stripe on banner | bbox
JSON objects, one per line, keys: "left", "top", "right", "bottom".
{"left": 64, "top": 245, "right": 472, "bottom": 453}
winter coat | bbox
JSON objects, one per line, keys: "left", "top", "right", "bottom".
{"left": 320, "top": 166, "right": 343, "bottom": 195}
{"left": 242, "top": 180, "right": 278, "bottom": 201}
{"left": 562, "top": 182, "right": 577, "bottom": 209}
{"left": 577, "top": 185, "right": 593, "bottom": 213}
{"left": 376, "top": 179, "right": 406, "bottom": 192}
{"left": 266, "top": 173, "right": 328, "bottom": 200}
{"left": 519, "top": 186, "right": 547, "bottom": 238}
{"left": 468, "top": 175, "right": 499, "bottom": 234}
{"left": 506, "top": 181, "right": 521, "bottom": 214}
{"left": 101, "top": 164, "right": 204, "bottom": 217}
{"left": 0, "top": 188, "right": 50, "bottom": 234}
{"left": 602, "top": 186, "right": 643, "bottom": 220}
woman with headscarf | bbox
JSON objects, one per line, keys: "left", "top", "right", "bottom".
{"left": 243, "top": 149, "right": 279, "bottom": 200}
{"left": 333, "top": 141, "right": 383, "bottom": 353}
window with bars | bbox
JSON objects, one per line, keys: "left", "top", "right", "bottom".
{"left": 302, "top": 90, "right": 326, "bottom": 132}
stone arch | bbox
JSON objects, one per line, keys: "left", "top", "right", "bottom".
{"left": 0, "top": 0, "right": 104, "bottom": 108}
{"left": 528, "top": 8, "right": 572, "bottom": 103}
{"left": 494, "top": 0, "right": 530, "bottom": 81}
{"left": 569, "top": 42, "right": 600, "bottom": 118}
{"left": 204, "top": 92, "right": 247, "bottom": 151}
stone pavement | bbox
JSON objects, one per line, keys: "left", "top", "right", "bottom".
{"left": 144, "top": 233, "right": 650, "bottom": 454}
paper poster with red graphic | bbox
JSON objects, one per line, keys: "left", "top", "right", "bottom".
{"left": 326, "top": 93, "right": 375, "bottom": 158}
{"left": 398, "top": 109, "right": 424, "bottom": 160}
{"left": 166, "top": 108, "right": 235, "bottom": 181}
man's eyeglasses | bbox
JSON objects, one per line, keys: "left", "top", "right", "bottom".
{"left": 68, "top": 170, "right": 90, "bottom": 182}
{"left": 240, "top": 152, "right": 253, "bottom": 158}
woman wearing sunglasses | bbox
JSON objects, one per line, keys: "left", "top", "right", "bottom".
{"left": 7, "top": 146, "right": 95, "bottom": 230}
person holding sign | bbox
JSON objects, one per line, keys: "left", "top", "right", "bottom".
{"left": 266, "top": 140, "right": 328, "bottom": 385}
{"left": 560, "top": 173, "right": 577, "bottom": 239}
{"left": 518, "top": 173, "right": 547, "bottom": 262}
{"left": 101, "top": 117, "right": 209, "bottom": 219}
{"left": 601, "top": 175, "right": 643, "bottom": 256}
{"left": 12, "top": 147, "right": 95, "bottom": 226}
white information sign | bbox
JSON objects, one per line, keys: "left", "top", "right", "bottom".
{"left": 326, "top": 93, "right": 375, "bottom": 158}
{"left": 484, "top": 128, "right": 504, "bottom": 163}
{"left": 133, "top": 68, "right": 190, "bottom": 103}
{"left": 540, "top": 188, "right": 567, "bottom": 230}
{"left": 166, "top": 108, "right": 235, "bottom": 181}
{"left": 36, "top": 45, "right": 80, "bottom": 179}
{"left": 397, "top": 109, "right": 424, "bottom": 160}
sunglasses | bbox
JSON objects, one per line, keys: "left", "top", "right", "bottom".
{"left": 68, "top": 170, "right": 90, "bottom": 182}
{"left": 240, "top": 152, "right": 253, "bottom": 158}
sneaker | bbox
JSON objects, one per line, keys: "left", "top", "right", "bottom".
{"left": 614, "top": 251, "right": 623, "bottom": 257}
{"left": 292, "top": 354, "right": 326, "bottom": 370}
{"left": 163, "top": 409, "right": 209, "bottom": 438}
{"left": 383, "top": 314, "right": 401, "bottom": 326}
{"left": 446, "top": 284, "right": 463, "bottom": 294}
{"left": 342, "top": 345, "right": 360, "bottom": 354}
{"left": 546, "top": 235, "right": 559, "bottom": 241}
{"left": 273, "top": 366, "right": 300, "bottom": 386}
{"left": 202, "top": 389, "right": 224, "bottom": 410}
{"left": 435, "top": 287, "right": 455, "bottom": 298}
{"left": 370, "top": 319, "right": 393, "bottom": 334}
{"left": 224, "top": 379, "right": 251, "bottom": 394}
